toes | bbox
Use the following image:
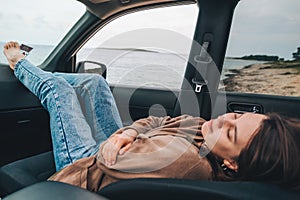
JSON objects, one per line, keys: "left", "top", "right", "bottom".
{"left": 4, "top": 41, "right": 20, "bottom": 50}
{"left": 15, "top": 42, "right": 20, "bottom": 48}
{"left": 12, "top": 42, "right": 19, "bottom": 48}
{"left": 4, "top": 42, "right": 12, "bottom": 49}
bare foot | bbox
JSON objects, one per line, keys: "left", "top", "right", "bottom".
{"left": 3, "top": 41, "right": 25, "bottom": 70}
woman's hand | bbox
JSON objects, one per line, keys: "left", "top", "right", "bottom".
{"left": 102, "top": 129, "right": 138, "bottom": 166}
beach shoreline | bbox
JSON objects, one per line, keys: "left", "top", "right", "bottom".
{"left": 223, "top": 60, "right": 300, "bottom": 97}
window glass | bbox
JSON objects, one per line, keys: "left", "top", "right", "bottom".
{"left": 77, "top": 5, "right": 198, "bottom": 90}
{"left": 222, "top": 0, "right": 300, "bottom": 97}
{"left": 0, "top": 0, "right": 85, "bottom": 66}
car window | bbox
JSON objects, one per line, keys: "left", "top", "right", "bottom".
{"left": 221, "top": 0, "right": 300, "bottom": 97}
{"left": 0, "top": 0, "right": 85, "bottom": 66}
{"left": 77, "top": 5, "right": 198, "bottom": 90}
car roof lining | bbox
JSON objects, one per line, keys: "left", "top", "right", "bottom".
{"left": 77, "top": 0, "right": 197, "bottom": 19}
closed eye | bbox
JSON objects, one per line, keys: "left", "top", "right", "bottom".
{"left": 227, "top": 129, "right": 231, "bottom": 140}
{"left": 227, "top": 127, "right": 237, "bottom": 143}
{"left": 227, "top": 125, "right": 234, "bottom": 141}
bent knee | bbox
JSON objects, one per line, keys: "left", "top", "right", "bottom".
{"left": 89, "top": 74, "right": 109, "bottom": 88}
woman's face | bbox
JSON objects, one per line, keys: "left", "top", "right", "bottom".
{"left": 202, "top": 112, "right": 267, "bottom": 161}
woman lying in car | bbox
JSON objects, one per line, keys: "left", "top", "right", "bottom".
{"left": 3, "top": 41, "right": 300, "bottom": 191}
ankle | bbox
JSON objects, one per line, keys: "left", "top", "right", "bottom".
{"left": 9, "top": 53, "right": 25, "bottom": 70}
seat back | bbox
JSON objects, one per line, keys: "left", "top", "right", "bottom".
{"left": 0, "top": 151, "right": 55, "bottom": 196}
{"left": 99, "top": 178, "right": 300, "bottom": 200}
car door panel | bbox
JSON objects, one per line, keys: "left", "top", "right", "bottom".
{"left": 0, "top": 65, "right": 51, "bottom": 166}
{"left": 111, "top": 86, "right": 179, "bottom": 125}
{"left": 0, "top": 108, "right": 51, "bottom": 166}
{"left": 215, "top": 92, "right": 300, "bottom": 118}
{"left": 0, "top": 65, "right": 42, "bottom": 110}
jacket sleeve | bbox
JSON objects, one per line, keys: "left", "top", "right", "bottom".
{"left": 124, "top": 116, "right": 172, "bottom": 134}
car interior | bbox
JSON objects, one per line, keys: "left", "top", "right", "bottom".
{"left": 0, "top": 0, "right": 300, "bottom": 199}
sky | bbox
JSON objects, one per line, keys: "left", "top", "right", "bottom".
{"left": 0, "top": 0, "right": 300, "bottom": 59}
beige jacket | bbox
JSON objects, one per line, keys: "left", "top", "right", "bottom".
{"left": 49, "top": 115, "right": 213, "bottom": 192}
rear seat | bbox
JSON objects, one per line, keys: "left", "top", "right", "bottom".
{"left": 0, "top": 151, "right": 55, "bottom": 196}
{"left": 1, "top": 151, "right": 299, "bottom": 199}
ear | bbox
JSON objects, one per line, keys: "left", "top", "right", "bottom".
{"left": 223, "top": 159, "right": 239, "bottom": 172}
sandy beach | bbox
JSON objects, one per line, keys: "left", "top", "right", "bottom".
{"left": 223, "top": 60, "right": 300, "bottom": 97}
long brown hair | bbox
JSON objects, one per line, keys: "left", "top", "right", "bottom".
{"left": 237, "top": 113, "right": 300, "bottom": 189}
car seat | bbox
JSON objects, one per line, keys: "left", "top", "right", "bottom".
{"left": 99, "top": 178, "right": 300, "bottom": 200}
{"left": 0, "top": 151, "right": 55, "bottom": 196}
{"left": 1, "top": 152, "right": 300, "bottom": 199}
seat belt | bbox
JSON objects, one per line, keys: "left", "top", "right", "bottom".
{"left": 192, "top": 33, "right": 213, "bottom": 92}
{"left": 172, "top": 33, "right": 214, "bottom": 118}
{"left": 192, "top": 33, "right": 213, "bottom": 116}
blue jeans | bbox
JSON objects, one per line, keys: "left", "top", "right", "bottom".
{"left": 14, "top": 59, "right": 123, "bottom": 171}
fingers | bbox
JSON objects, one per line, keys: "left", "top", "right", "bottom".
{"left": 102, "top": 140, "right": 115, "bottom": 166}
{"left": 102, "top": 137, "right": 122, "bottom": 166}
{"left": 119, "top": 143, "right": 132, "bottom": 155}
{"left": 101, "top": 133, "right": 135, "bottom": 166}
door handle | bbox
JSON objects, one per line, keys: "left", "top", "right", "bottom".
{"left": 227, "top": 102, "right": 263, "bottom": 114}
